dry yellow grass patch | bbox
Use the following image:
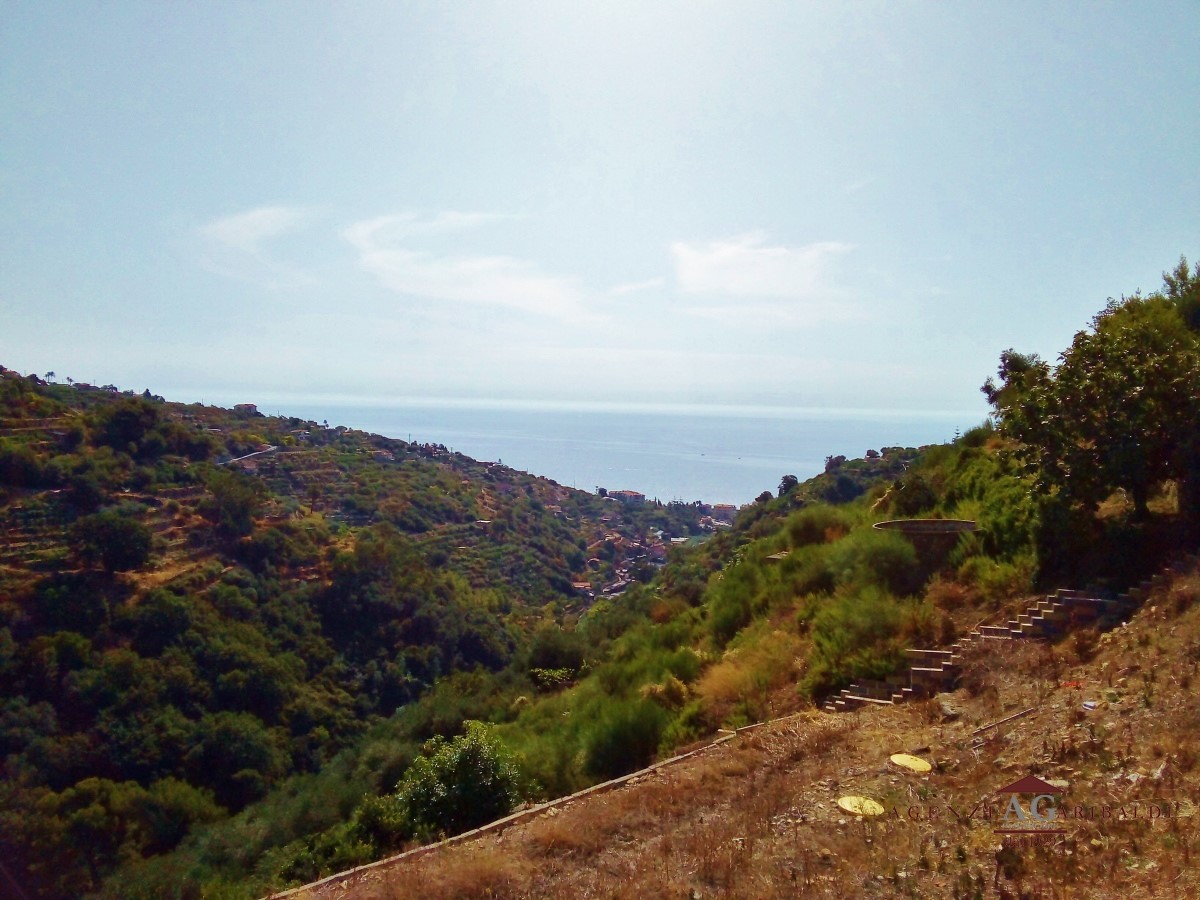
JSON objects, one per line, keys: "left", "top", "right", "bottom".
{"left": 696, "top": 628, "right": 804, "bottom": 720}
{"left": 367, "top": 846, "right": 527, "bottom": 899}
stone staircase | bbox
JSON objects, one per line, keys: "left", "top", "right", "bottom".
{"left": 822, "top": 556, "right": 1197, "bottom": 713}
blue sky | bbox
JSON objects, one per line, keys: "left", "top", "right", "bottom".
{"left": 2, "top": 1, "right": 1197, "bottom": 417}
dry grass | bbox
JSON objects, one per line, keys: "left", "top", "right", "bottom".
{"left": 525, "top": 813, "right": 607, "bottom": 858}
{"left": 371, "top": 847, "right": 527, "bottom": 899}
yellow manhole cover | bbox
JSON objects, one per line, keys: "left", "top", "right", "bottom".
{"left": 837, "top": 795, "right": 885, "bottom": 816}
{"left": 889, "top": 753, "right": 932, "bottom": 773}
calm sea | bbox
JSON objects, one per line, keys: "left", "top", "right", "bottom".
{"left": 259, "top": 400, "right": 986, "bottom": 506}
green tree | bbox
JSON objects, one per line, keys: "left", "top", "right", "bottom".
{"left": 0, "top": 439, "right": 47, "bottom": 487}
{"left": 29, "top": 777, "right": 150, "bottom": 892}
{"left": 985, "top": 289, "right": 1200, "bottom": 519}
{"left": 117, "top": 588, "right": 192, "bottom": 656}
{"left": 201, "top": 468, "right": 266, "bottom": 537}
{"left": 392, "top": 721, "right": 523, "bottom": 839}
{"left": 91, "top": 397, "right": 163, "bottom": 458}
{"left": 72, "top": 510, "right": 152, "bottom": 573}
{"left": 185, "top": 711, "right": 288, "bottom": 810}
{"left": 1163, "top": 254, "right": 1200, "bottom": 329}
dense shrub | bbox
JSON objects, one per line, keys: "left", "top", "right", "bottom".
{"left": 885, "top": 472, "right": 938, "bottom": 516}
{"left": 391, "top": 721, "right": 524, "bottom": 840}
{"left": 583, "top": 698, "right": 667, "bottom": 780}
{"left": 708, "top": 557, "right": 763, "bottom": 645}
{"left": 958, "top": 420, "right": 995, "bottom": 448}
{"left": 826, "top": 528, "right": 923, "bottom": 596}
{"left": 527, "top": 625, "right": 587, "bottom": 673}
{"left": 779, "top": 544, "right": 836, "bottom": 597}
{"left": 660, "top": 699, "right": 712, "bottom": 749}
{"left": 956, "top": 553, "right": 1035, "bottom": 602}
{"left": 801, "top": 586, "right": 904, "bottom": 698}
{"left": 0, "top": 439, "right": 48, "bottom": 487}
{"left": 709, "top": 589, "right": 752, "bottom": 647}
{"left": 786, "top": 504, "right": 851, "bottom": 548}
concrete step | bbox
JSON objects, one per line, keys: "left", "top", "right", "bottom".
{"left": 842, "top": 695, "right": 894, "bottom": 707}
{"left": 849, "top": 683, "right": 894, "bottom": 701}
{"left": 904, "top": 648, "right": 954, "bottom": 661}
{"left": 910, "top": 666, "right": 954, "bottom": 682}
{"left": 978, "top": 625, "right": 1015, "bottom": 638}
{"left": 822, "top": 557, "right": 1189, "bottom": 714}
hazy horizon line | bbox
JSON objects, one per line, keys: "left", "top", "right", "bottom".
{"left": 164, "top": 388, "right": 989, "bottom": 424}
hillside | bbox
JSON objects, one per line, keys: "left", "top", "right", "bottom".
{"left": 283, "top": 557, "right": 1200, "bottom": 899}
{"left": 0, "top": 372, "right": 712, "bottom": 898}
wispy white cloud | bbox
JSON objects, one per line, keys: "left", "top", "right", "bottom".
{"left": 344, "top": 213, "right": 589, "bottom": 319}
{"left": 199, "top": 206, "right": 310, "bottom": 251}
{"left": 668, "top": 233, "right": 860, "bottom": 326}
{"left": 671, "top": 233, "right": 852, "bottom": 298}
{"left": 197, "top": 205, "right": 314, "bottom": 289}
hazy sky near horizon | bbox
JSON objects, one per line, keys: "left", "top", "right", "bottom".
{"left": 2, "top": 1, "right": 1197, "bottom": 417}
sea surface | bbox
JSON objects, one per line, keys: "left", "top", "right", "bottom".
{"left": 261, "top": 400, "right": 986, "bottom": 507}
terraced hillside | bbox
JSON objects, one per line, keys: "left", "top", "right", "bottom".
{"left": 0, "top": 368, "right": 710, "bottom": 898}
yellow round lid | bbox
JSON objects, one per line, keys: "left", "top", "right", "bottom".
{"left": 837, "top": 795, "right": 885, "bottom": 816}
{"left": 889, "top": 753, "right": 932, "bottom": 773}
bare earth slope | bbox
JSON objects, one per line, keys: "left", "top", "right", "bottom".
{"left": 275, "top": 560, "right": 1200, "bottom": 900}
